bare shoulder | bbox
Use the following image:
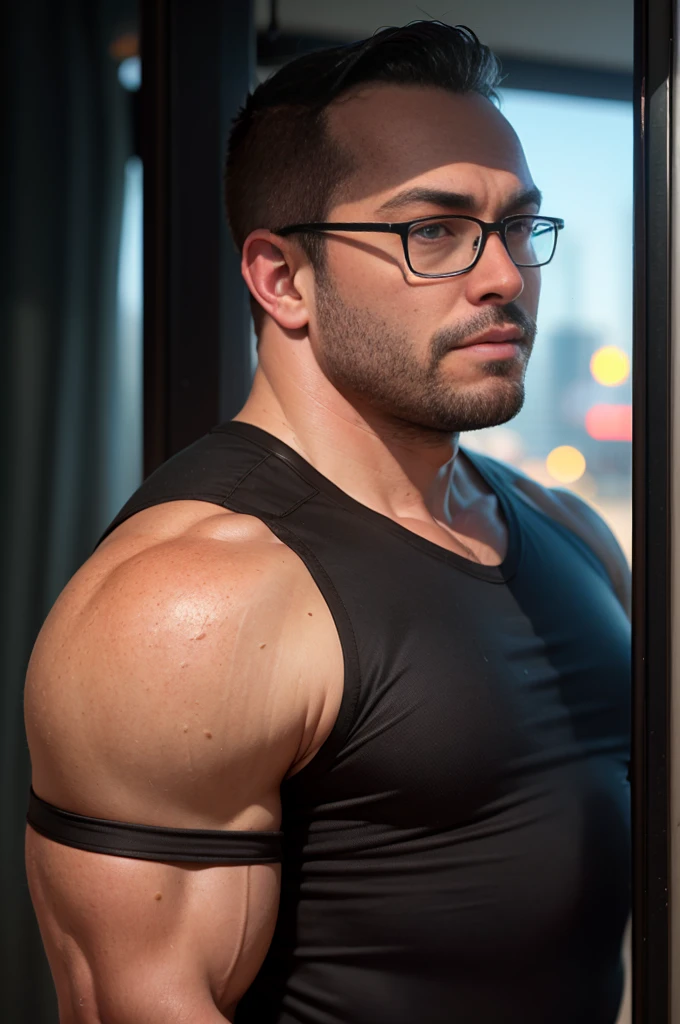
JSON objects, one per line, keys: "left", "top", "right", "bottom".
{"left": 25, "top": 500, "right": 343, "bottom": 830}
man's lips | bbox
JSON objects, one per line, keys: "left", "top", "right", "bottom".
{"left": 442, "top": 325, "right": 524, "bottom": 361}
{"left": 456, "top": 326, "right": 523, "bottom": 349}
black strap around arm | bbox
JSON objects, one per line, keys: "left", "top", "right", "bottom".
{"left": 26, "top": 788, "right": 283, "bottom": 864}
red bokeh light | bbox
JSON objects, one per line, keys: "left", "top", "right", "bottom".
{"left": 584, "top": 404, "right": 632, "bottom": 442}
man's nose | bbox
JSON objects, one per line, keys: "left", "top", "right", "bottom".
{"left": 464, "top": 232, "right": 526, "bottom": 306}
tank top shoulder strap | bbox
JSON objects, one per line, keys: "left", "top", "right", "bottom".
{"left": 463, "top": 447, "right": 630, "bottom": 616}
{"left": 97, "top": 422, "right": 320, "bottom": 548}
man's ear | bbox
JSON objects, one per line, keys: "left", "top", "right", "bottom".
{"left": 241, "top": 230, "right": 310, "bottom": 332}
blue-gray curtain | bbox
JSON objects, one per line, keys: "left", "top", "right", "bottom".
{"left": 1, "top": 1, "right": 137, "bottom": 1017}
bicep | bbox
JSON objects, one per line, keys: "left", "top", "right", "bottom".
{"left": 26, "top": 825, "right": 280, "bottom": 1023}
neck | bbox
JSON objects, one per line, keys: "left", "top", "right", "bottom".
{"left": 234, "top": 340, "right": 465, "bottom": 526}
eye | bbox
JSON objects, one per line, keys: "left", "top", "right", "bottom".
{"left": 506, "top": 218, "right": 534, "bottom": 238}
{"left": 411, "top": 221, "right": 451, "bottom": 241}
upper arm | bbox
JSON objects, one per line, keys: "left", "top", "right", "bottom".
{"left": 24, "top": 527, "right": 329, "bottom": 1022}
{"left": 25, "top": 829, "right": 277, "bottom": 1023}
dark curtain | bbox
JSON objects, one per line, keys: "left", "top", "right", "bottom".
{"left": 1, "top": 1, "right": 137, "bottom": 1018}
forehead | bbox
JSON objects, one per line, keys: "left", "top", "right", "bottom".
{"left": 326, "top": 84, "right": 533, "bottom": 209}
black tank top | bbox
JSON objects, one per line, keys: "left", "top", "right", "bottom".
{"left": 94, "top": 422, "right": 634, "bottom": 1023}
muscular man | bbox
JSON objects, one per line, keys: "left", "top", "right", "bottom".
{"left": 24, "top": 22, "right": 631, "bottom": 1024}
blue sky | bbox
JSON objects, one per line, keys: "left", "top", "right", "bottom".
{"left": 500, "top": 89, "right": 633, "bottom": 354}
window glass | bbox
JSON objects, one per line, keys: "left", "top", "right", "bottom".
{"left": 109, "top": 154, "right": 144, "bottom": 516}
{"left": 461, "top": 89, "right": 633, "bottom": 562}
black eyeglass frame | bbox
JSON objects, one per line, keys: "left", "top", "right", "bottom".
{"left": 275, "top": 214, "right": 565, "bottom": 279}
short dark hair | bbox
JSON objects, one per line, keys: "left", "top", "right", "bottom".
{"left": 225, "top": 21, "right": 503, "bottom": 311}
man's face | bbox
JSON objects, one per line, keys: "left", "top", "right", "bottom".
{"left": 307, "top": 84, "right": 542, "bottom": 439}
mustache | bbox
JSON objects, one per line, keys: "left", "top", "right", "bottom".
{"left": 430, "top": 303, "right": 537, "bottom": 363}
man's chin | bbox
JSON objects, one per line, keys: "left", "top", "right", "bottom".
{"left": 387, "top": 403, "right": 524, "bottom": 439}
{"left": 432, "top": 378, "right": 526, "bottom": 433}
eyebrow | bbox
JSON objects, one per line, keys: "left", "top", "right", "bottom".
{"left": 375, "top": 185, "right": 544, "bottom": 218}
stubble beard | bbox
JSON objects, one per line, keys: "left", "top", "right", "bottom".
{"left": 313, "top": 274, "right": 537, "bottom": 444}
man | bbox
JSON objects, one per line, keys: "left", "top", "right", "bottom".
{"left": 24, "top": 22, "right": 631, "bottom": 1024}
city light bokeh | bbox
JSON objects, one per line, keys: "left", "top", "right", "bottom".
{"left": 546, "top": 445, "right": 587, "bottom": 484}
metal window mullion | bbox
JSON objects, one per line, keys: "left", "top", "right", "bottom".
{"left": 140, "top": 0, "right": 254, "bottom": 476}
{"left": 632, "top": 1, "right": 673, "bottom": 1022}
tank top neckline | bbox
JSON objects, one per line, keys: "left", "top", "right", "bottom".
{"left": 215, "top": 421, "right": 523, "bottom": 584}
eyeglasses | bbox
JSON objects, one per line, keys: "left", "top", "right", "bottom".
{"left": 275, "top": 214, "right": 565, "bottom": 278}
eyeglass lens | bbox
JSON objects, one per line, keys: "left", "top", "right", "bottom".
{"left": 406, "top": 217, "right": 557, "bottom": 275}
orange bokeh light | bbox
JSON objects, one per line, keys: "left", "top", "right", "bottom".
{"left": 589, "top": 346, "right": 630, "bottom": 387}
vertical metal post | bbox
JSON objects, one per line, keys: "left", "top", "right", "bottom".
{"left": 670, "top": 4, "right": 680, "bottom": 1021}
{"left": 218, "top": 1, "right": 256, "bottom": 425}
{"left": 632, "top": 0, "right": 673, "bottom": 1021}
{"left": 140, "top": 0, "right": 254, "bottom": 476}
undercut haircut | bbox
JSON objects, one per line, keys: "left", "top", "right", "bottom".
{"left": 225, "top": 21, "right": 504, "bottom": 320}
